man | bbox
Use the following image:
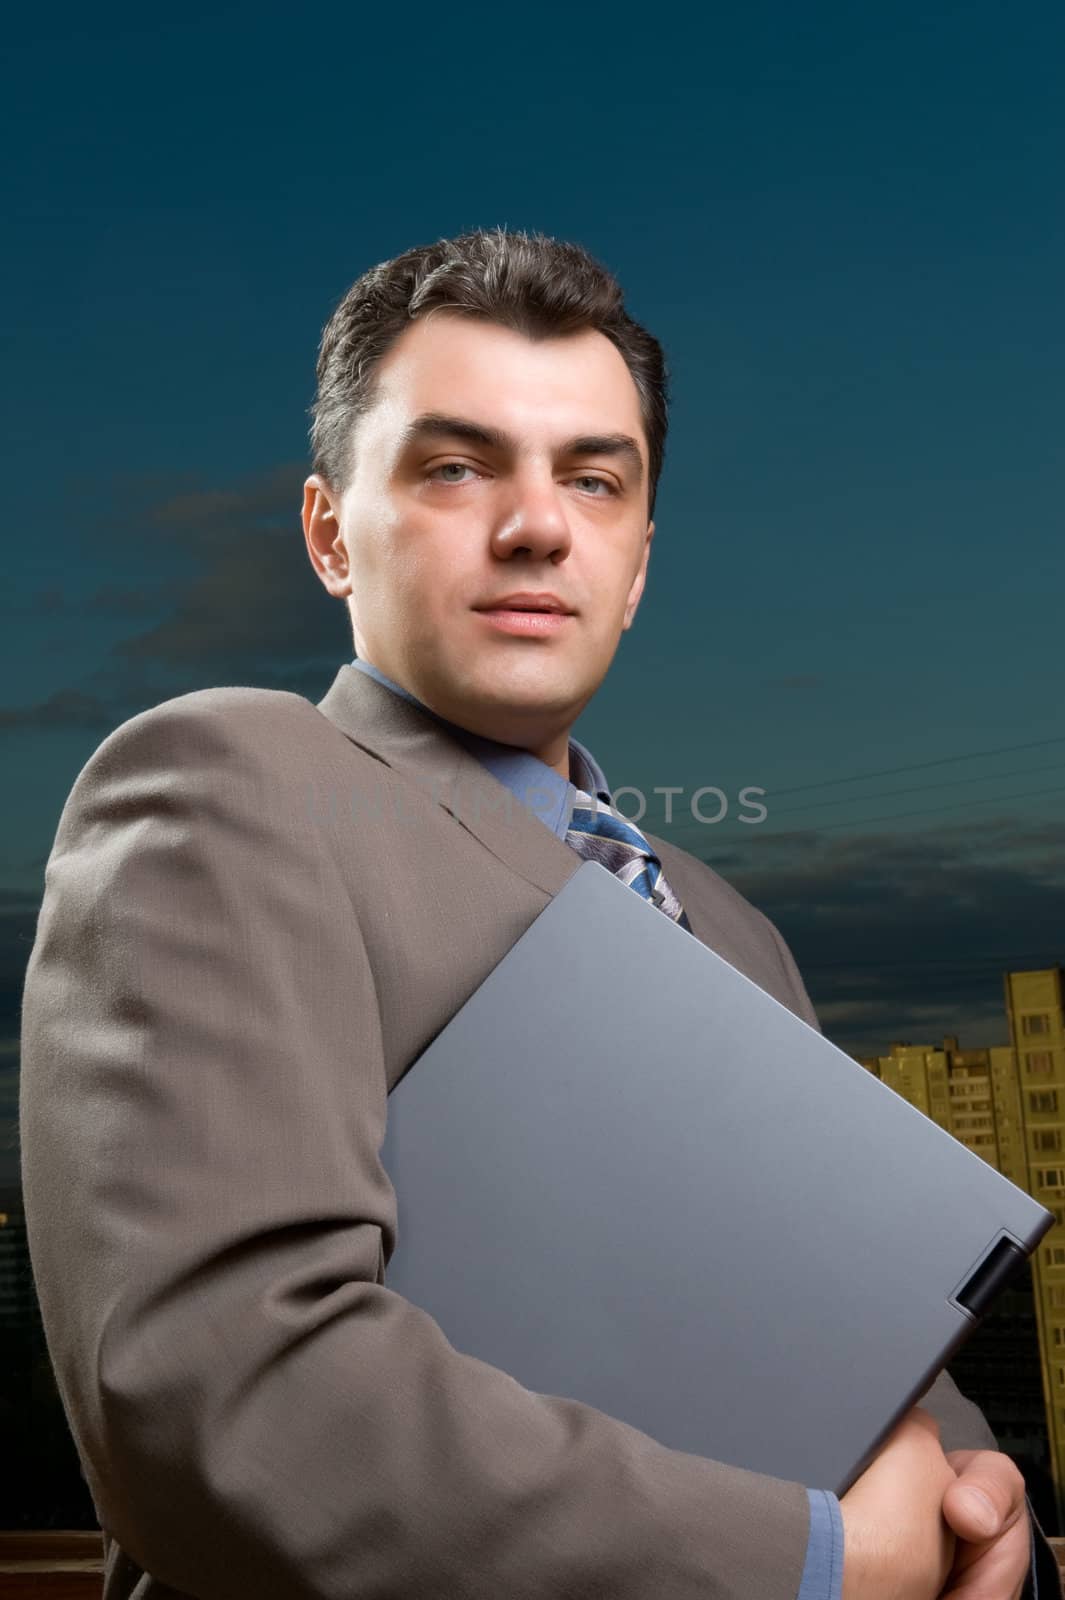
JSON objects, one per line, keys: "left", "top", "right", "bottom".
{"left": 19, "top": 228, "right": 1058, "bottom": 1598}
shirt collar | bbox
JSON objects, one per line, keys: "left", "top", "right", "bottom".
{"left": 348, "top": 657, "right": 612, "bottom": 839}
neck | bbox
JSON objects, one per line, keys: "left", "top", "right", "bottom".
{"left": 356, "top": 653, "right": 576, "bottom": 781}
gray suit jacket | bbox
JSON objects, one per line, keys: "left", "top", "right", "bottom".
{"left": 18, "top": 663, "right": 1055, "bottom": 1598}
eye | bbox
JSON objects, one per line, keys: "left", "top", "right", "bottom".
{"left": 572, "top": 475, "right": 616, "bottom": 496}
{"left": 428, "top": 462, "right": 477, "bottom": 485}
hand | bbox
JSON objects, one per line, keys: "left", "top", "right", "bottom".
{"left": 840, "top": 1407, "right": 959, "bottom": 1600}
{"left": 939, "top": 1448, "right": 1030, "bottom": 1599}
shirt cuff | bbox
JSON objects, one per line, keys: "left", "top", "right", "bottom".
{"left": 797, "top": 1487, "right": 844, "bottom": 1600}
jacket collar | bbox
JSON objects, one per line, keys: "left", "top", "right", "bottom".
{"left": 316, "top": 662, "right": 582, "bottom": 898}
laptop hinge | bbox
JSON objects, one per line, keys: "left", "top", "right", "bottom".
{"left": 952, "top": 1236, "right": 1028, "bottom": 1319}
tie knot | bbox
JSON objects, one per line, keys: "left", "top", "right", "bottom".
{"left": 566, "top": 791, "right": 667, "bottom": 905}
{"left": 566, "top": 792, "right": 693, "bottom": 932}
{"left": 569, "top": 791, "right": 659, "bottom": 859}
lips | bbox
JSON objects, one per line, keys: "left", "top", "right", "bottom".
{"left": 473, "top": 596, "right": 575, "bottom": 637}
{"left": 474, "top": 593, "right": 574, "bottom": 614}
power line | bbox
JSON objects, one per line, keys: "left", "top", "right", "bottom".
{"left": 647, "top": 781, "right": 1065, "bottom": 842}
{"left": 650, "top": 759, "right": 1065, "bottom": 843}
{"left": 758, "top": 781, "right": 1065, "bottom": 835}
{"left": 760, "top": 734, "right": 1065, "bottom": 798}
{"left": 759, "top": 761, "right": 1065, "bottom": 819}
{"left": 619, "top": 736, "right": 1065, "bottom": 843}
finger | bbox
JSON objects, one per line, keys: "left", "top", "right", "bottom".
{"left": 941, "top": 1451, "right": 1027, "bottom": 1542}
{"left": 942, "top": 1574, "right": 1027, "bottom": 1600}
{"left": 941, "top": 1559, "right": 1028, "bottom": 1600}
{"left": 939, "top": 1517, "right": 1030, "bottom": 1599}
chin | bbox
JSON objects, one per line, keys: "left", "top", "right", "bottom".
{"left": 475, "top": 669, "right": 583, "bottom": 709}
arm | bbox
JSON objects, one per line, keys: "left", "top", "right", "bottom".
{"left": 20, "top": 697, "right": 814, "bottom": 1600}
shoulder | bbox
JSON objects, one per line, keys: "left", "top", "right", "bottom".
{"left": 44, "top": 686, "right": 390, "bottom": 920}
{"left": 67, "top": 684, "right": 370, "bottom": 797}
{"left": 644, "top": 827, "right": 821, "bottom": 1031}
{"left": 84, "top": 685, "right": 320, "bottom": 766}
{"left": 50, "top": 685, "right": 388, "bottom": 873}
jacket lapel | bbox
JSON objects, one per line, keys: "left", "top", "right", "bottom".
{"left": 316, "top": 663, "right": 580, "bottom": 900}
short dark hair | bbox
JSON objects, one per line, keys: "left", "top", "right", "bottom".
{"left": 309, "top": 227, "right": 669, "bottom": 518}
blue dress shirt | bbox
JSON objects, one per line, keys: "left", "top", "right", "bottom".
{"left": 349, "top": 655, "right": 845, "bottom": 1600}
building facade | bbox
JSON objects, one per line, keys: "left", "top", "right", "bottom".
{"left": 859, "top": 967, "right": 1065, "bottom": 1530}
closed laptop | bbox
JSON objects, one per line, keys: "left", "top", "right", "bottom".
{"left": 381, "top": 859, "right": 1053, "bottom": 1494}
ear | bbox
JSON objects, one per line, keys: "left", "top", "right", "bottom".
{"left": 301, "top": 475, "right": 351, "bottom": 598}
{"left": 621, "top": 520, "right": 654, "bottom": 631}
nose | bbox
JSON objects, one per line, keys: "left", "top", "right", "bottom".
{"left": 489, "top": 468, "right": 573, "bottom": 564}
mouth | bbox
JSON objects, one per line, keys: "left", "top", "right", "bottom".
{"left": 473, "top": 601, "right": 575, "bottom": 636}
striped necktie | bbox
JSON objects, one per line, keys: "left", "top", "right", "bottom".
{"left": 565, "top": 788, "right": 693, "bottom": 934}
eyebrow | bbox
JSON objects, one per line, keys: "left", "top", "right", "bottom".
{"left": 396, "top": 411, "right": 645, "bottom": 484}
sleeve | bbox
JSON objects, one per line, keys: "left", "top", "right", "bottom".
{"left": 796, "top": 1491, "right": 843, "bottom": 1600}
{"left": 763, "top": 912, "right": 822, "bottom": 1033}
{"left": 1025, "top": 1496, "right": 1064, "bottom": 1598}
{"left": 18, "top": 699, "right": 814, "bottom": 1600}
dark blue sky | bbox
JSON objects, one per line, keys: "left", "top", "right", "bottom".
{"left": 3, "top": 1, "right": 1064, "bottom": 1177}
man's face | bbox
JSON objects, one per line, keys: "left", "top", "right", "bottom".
{"left": 303, "top": 311, "right": 654, "bottom": 763}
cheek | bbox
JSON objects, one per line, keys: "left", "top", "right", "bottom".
{"left": 348, "top": 502, "right": 420, "bottom": 593}
{"left": 376, "top": 532, "right": 461, "bottom": 641}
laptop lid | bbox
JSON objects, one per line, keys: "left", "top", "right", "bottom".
{"left": 381, "top": 860, "right": 1052, "bottom": 1494}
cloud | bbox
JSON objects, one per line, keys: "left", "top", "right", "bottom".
{"left": 23, "top": 584, "right": 164, "bottom": 619}
{"left": 104, "top": 464, "right": 343, "bottom": 679}
{"left": 88, "top": 585, "right": 167, "bottom": 618}
{"left": 693, "top": 817, "right": 1065, "bottom": 1058}
{"left": 0, "top": 689, "right": 117, "bottom": 730}
{"left": 0, "top": 464, "right": 349, "bottom": 730}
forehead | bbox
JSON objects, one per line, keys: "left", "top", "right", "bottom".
{"left": 362, "top": 312, "right": 646, "bottom": 451}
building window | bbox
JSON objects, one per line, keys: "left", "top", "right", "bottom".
{"left": 1026, "top": 1052, "right": 1055, "bottom": 1075}
{"left": 1023, "top": 1014, "right": 1052, "bottom": 1036}
{"left": 1048, "top": 1246, "right": 1065, "bottom": 1266}
{"left": 1037, "top": 1169, "right": 1065, "bottom": 1187}
{"left": 1029, "top": 1091, "right": 1060, "bottom": 1115}
{"left": 1033, "top": 1130, "right": 1064, "bottom": 1153}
